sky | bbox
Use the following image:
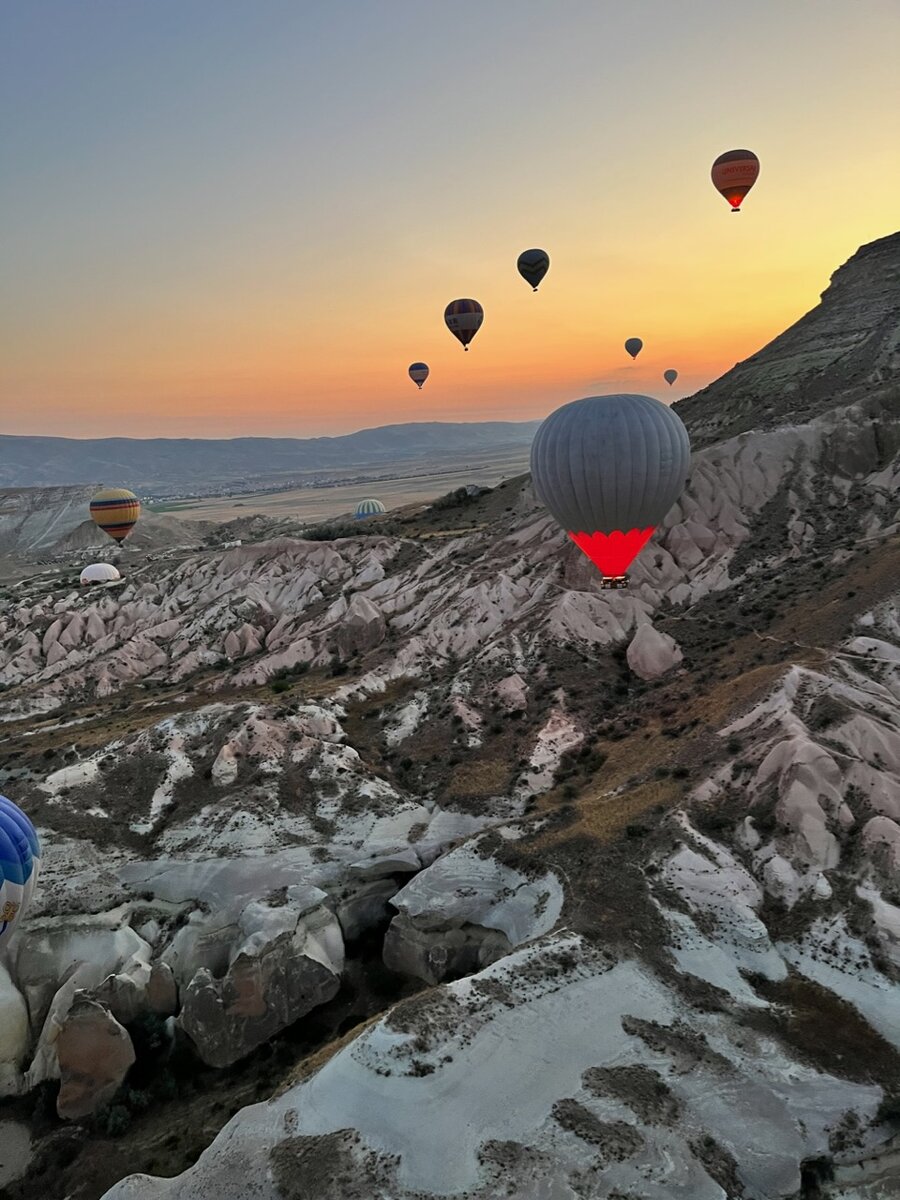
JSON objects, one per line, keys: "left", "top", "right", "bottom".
{"left": 1, "top": 0, "right": 898, "bottom": 440}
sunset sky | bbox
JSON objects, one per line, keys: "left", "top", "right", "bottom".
{"left": 2, "top": 0, "right": 898, "bottom": 440}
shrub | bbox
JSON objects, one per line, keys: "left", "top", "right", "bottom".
{"left": 99, "top": 1104, "right": 132, "bottom": 1136}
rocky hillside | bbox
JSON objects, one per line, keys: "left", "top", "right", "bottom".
{"left": 676, "top": 230, "right": 900, "bottom": 447}
{"left": 0, "top": 233, "right": 898, "bottom": 1200}
{"left": 0, "top": 421, "right": 542, "bottom": 494}
{"left": 0, "top": 485, "right": 212, "bottom": 567}
{"left": 0, "top": 486, "right": 99, "bottom": 555}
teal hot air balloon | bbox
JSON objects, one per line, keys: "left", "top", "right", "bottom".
{"left": 408, "top": 363, "right": 429, "bottom": 390}
{"left": 664, "top": 369, "right": 678, "bottom": 386}
{"left": 355, "top": 498, "right": 386, "bottom": 520}
{"left": 624, "top": 338, "right": 643, "bottom": 360}
{"left": 517, "top": 249, "right": 550, "bottom": 291}
{"left": 0, "top": 795, "right": 40, "bottom": 952}
{"left": 530, "top": 394, "right": 691, "bottom": 587}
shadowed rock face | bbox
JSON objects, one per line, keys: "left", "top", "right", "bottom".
{"left": 676, "top": 231, "right": 900, "bottom": 447}
{"left": 56, "top": 998, "right": 135, "bottom": 1119}
{"left": 177, "top": 901, "right": 344, "bottom": 1068}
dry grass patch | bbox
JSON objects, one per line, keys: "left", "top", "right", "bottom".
{"left": 446, "top": 755, "right": 513, "bottom": 800}
{"left": 277, "top": 1013, "right": 382, "bottom": 1095}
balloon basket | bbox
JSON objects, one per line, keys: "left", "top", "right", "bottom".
{"left": 600, "top": 575, "right": 629, "bottom": 590}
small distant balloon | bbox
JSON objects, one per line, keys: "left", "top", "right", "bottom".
{"left": 624, "top": 338, "right": 643, "bottom": 360}
{"left": 711, "top": 149, "right": 760, "bottom": 212}
{"left": 89, "top": 488, "right": 140, "bottom": 544}
{"left": 408, "top": 363, "right": 429, "bottom": 390}
{"left": 444, "top": 299, "right": 484, "bottom": 351}
{"left": 517, "top": 249, "right": 550, "bottom": 292}
{"left": 0, "top": 795, "right": 40, "bottom": 951}
{"left": 355, "top": 498, "right": 386, "bottom": 520}
{"left": 663, "top": 369, "right": 678, "bottom": 386}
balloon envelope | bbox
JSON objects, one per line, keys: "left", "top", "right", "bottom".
{"left": 80, "top": 563, "right": 122, "bottom": 586}
{"left": 408, "top": 363, "right": 429, "bottom": 389}
{"left": 355, "top": 498, "right": 386, "bottom": 520}
{"left": 0, "top": 795, "right": 40, "bottom": 951}
{"left": 711, "top": 149, "right": 759, "bottom": 211}
{"left": 624, "top": 338, "right": 643, "bottom": 359}
{"left": 517, "top": 249, "right": 550, "bottom": 291}
{"left": 444, "top": 299, "right": 484, "bottom": 350}
{"left": 530, "top": 393, "right": 691, "bottom": 580}
{"left": 664, "top": 369, "right": 678, "bottom": 386}
{"left": 90, "top": 488, "right": 140, "bottom": 543}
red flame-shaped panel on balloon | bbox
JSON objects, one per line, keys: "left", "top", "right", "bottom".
{"left": 569, "top": 528, "right": 655, "bottom": 577}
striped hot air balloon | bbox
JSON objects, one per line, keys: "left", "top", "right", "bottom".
{"left": 355, "top": 498, "right": 386, "bottom": 520}
{"left": 444, "top": 299, "right": 484, "bottom": 350}
{"left": 530, "top": 394, "right": 691, "bottom": 587}
{"left": 0, "top": 795, "right": 40, "bottom": 952}
{"left": 409, "top": 363, "right": 429, "bottom": 389}
{"left": 711, "top": 149, "right": 760, "bottom": 212}
{"left": 90, "top": 488, "right": 141, "bottom": 544}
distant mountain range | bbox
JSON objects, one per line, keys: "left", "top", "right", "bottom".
{"left": 0, "top": 420, "right": 543, "bottom": 496}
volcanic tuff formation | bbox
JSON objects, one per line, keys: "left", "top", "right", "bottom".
{"left": 676, "top": 230, "right": 900, "bottom": 447}
{"left": 0, "top": 233, "right": 898, "bottom": 1200}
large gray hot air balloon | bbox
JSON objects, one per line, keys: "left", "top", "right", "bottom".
{"left": 624, "top": 338, "right": 643, "bottom": 360}
{"left": 530, "top": 393, "right": 690, "bottom": 587}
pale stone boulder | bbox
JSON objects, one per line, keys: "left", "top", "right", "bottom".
{"left": 0, "top": 964, "right": 29, "bottom": 1096}
{"left": 626, "top": 622, "right": 683, "bottom": 680}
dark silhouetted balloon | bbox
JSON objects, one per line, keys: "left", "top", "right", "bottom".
{"left": 0, "top": 795, "right": 40, "bottom": 951}
{"left": 624, "top": 337, "right": 643, "bottom": 360}
{"left": 408, "top": 363, "right": 429, "bottom": 389}
{"left": 711, "top": 149, "right": 759, "bottom": 212}
{"left": 663, "top": 369, "right": 678, "bottom": 386}
{"left": 517, "top": 249, "right": 550, "bottom": 291}
{"left": 530, "top": 393, "right": 691, "bottom": 585}
{"left": 90, "top": 488, "right": 141, "bottom": 543}
{"left": 444, "top": 299, "right": 484, "bottom": 350}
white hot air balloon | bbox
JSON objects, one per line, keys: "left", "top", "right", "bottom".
{"left": 80, "top": 563, "right": 122, "bottom": 586}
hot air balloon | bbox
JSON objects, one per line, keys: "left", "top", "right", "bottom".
{"left": 408, "top": 363, "right": 429, "bottom": 390}
{"left": 0, "top": 795, "right": 40, "bottom": 952}
{"left": 624, "top": 338, "right": 643, "bottom": 360}
{"left": 517, "top": 249, "right": 550, "bottom": 292}
{"left": 90, "top": 488, "right": 140, "bottom": 544}
{"left": 530, "top": 394, "right": 691, "bottom": 587}
{"left": 711, "top": 149, "right": 759, "bottom": 212}
{"left": 664, "top": 369, "right": 678, "bottom": 386}
{"left": 444, "top": 300, "right": 484, "bottom": 351}
{"left": 80, "top": 563, "right": 122, "bottom": 586}
{"left": 355, "top": 498, "right": 386, "bottom": 520}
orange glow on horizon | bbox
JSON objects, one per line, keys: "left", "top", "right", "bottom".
{"left": 2, "top": 3, "right": 897, "bottom": 440}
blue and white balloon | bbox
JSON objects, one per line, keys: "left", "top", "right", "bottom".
{"left": 0, "top": 795, "right": 40, "bottom": 951}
